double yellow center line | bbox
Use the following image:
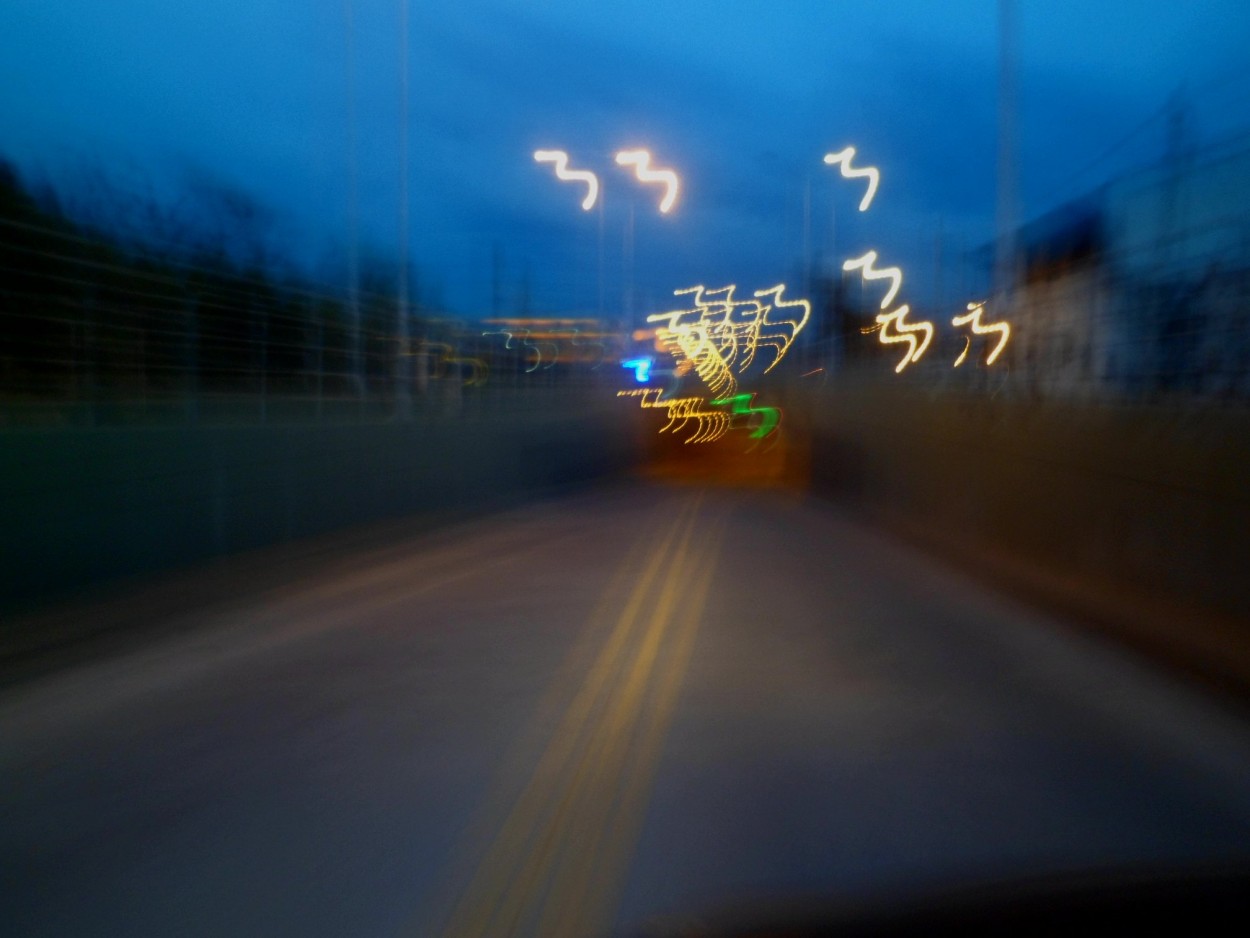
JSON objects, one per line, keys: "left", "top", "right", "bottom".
{"left": 439, "top": 493, "right": 727, "bottom": 938}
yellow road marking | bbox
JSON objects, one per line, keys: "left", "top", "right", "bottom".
{"left": 468, "top": 499, "right": 701, "bottom": 934}
{"left": 441, "top": 493, "right": 704, "bottom": 937}
{"left": 506, "top": 502, "right": 708, "bottom": 935}
{"left": 420, "top": 496, "right": 680, "bottom": 927}
{"left": 568, "top": 515, "right": 728, "bottom": 936}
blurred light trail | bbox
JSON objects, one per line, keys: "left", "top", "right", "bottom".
{"left": 875, "top": 305, "right": 934, "bottom": 373}
{"left": 412, "top": 341, "right": 488, "bottom": 386}
{"left": 842, "top": 251, "right": 902, "bottom": 309}
{"left": 569, "top": 328, "right": 608, "bottom": 368}
{"left": 647, "top": 282, "right": 810, "bottom": 382}
{"left": 709, "top": 393, "right": 780, "bottom": 439}
{"left": 840, "top": 249, "right": 933, "bottom": 373}
{"left": 617, "top": 389, "right": 731, "bottom": 443}
{"left": 751, "top": 284, "right": 811, "bottom": 373}
{"left": 954, "top": 336, "right": 972, "bottom": 368}
{"left": 484, "top": 328, "right": 544, "bottom": 372}
{"left": 483, "top": 318, "right": 620, "bottom": 372}
{"left": 823, "top": 146, "right": 880, "bottom": 211}
{"left": 482, "top": 329, "right": 519, "bottom": 348}
{"left": 952, "top": 301, "right": 1011, "bottom": 366}
{"left": 534, "top": 149, "right": 599, "bottom": 210}
{"left": 622, "top": 357, "right": 653, "bottom": 383}
{"left": 628, "top": 281, "right": 807, "bottom": 442}
{"left": 614, "top": 150, "right": 679, "bottom": 213}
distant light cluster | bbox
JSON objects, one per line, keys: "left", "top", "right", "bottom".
{"left": 617, "top": 388, "right": 732, "bottom": 443}
{"left": 646, "top": 282, "right": 811, "bottom": 391}
{"left": 619, "top": 282, "right": 808, "bottom": 443}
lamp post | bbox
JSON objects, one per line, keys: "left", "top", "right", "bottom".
{"left": 533, "top": 146, "right": 681, "bottom": 343}
{"left": 614, "top": 148, "right": 680, "bottom": 331}
{"left": 533, "top": 148, "right": 602, "bottom": 324}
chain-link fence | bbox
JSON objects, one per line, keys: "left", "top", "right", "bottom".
{"left": 0, "top": 210, "right": 626, "bottom": 428}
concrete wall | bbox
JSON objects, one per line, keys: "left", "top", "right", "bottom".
{"left": 800, "top": 380, "right": 1250, "bottom": 688}
{"left": 1, "top": 403, "right": 641, "bottom": 615}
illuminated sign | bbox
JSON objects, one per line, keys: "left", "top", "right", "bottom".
{"left": 621, "top": 357, "right": 653, "bottom": 383}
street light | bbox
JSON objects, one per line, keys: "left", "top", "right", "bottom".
{"left": 614, "top": 149, "right": 680, "bottom": 214}
{"left": 822, "top": 146, "right": 879, "bottom": 212}
{"left": 533, "top": 150, "right": 599, "bottom": 210}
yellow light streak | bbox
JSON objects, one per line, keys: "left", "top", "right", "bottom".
{"left": 617, "top": 389, "right": 730, "bottom": 443}
{"left": 533, "top": 149, "right": 599, "bottom": 211}
{"left": 752, "top": 284, "right": 811, "bottom": 373}
{"left": 823, "top": 146, "right": 880, "bottom": 211}
{"left": 647, "top": 282, "right": 809, "bottom": 381}
{"left": 875, "top": 305, "right": 934, "bottom": 373}
{"left": 951, "top": 301, "right": 1011, "bottom": 366}
{"left": 615, "top": 149, "right": 679, "bottom": 213}
{"left": 629, "top": 281, "right": 807, "bottom": 441}
{"left": 842, "top": 251, "right": 902, "bottom": 309}
{"left": 954, "top": 335, "right": 971, "bottom": 368}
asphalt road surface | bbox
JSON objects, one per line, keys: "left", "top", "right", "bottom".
{"left": 5, "top": 483, "right": 1250, "bottom": 936}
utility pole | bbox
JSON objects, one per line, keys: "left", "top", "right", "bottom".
{"left": 343, "top": 0, "right": 363, "bottom": 402}
{"left": 623, "top": 199, "right": 635, "bottom": 323}
{"left": 491, "top": 241, "right": 503, "bottom": 318}
{"left": 802, "top": 177, "right": 812, "bottom": 302}
{"left": 1160, "top": 86, "right": 1191, "bottom": 273}
{"left": 395, "top": 0, "right": 412, "bottom": 418}
{"left": 995, "top": 0, "right": 1020, "bottom": 307}
{"left": 597, "top": 192, "right": 606, "bottom": 320}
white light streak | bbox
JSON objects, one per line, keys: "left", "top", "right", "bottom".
{"left": 954, "top": 336, "right": 971, "bottom": 368}
{"left": 952, "top": 301, "right": 1011, "bottom": 366}
{"left": 533, "top": 149, "right": 599, "bottom": 210}
{"left": 843, "top": 251, "right": 902, "bottom": 309}
{"left": 615, "top": 149, "right": 679, "bottom": 213}
{"left": 875, "top": 306, "right": 934, "bottom": 374}
{"left": 823, "top": 146, "right": 880, "bottom": 211}
{"left": 753, "top": 284, "right": 811, "bottom": 373}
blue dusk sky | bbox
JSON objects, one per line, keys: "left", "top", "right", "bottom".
{"left": 3, "top": 0, "right": 1249, "bottom": 318}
